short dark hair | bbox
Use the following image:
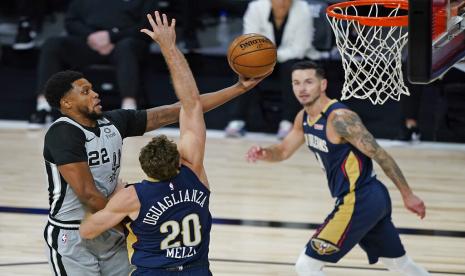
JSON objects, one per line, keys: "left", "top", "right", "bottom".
{"left": 291, "top": 61, "right": 326, "bottom": 79}
{"left": 44, "top": 70, "right": 84, "bottom": 109}
{"left": 139, "top": 135, "right": 180, "bottom": 181}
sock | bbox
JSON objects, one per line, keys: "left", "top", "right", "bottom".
{"left": 380, "top": 255, "right": 430, "bottom": 276}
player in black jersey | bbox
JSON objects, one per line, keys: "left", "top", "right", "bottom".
{"left": 42, "top": 14, "right": 269, "bottom": 276}
{"left": 246, "top": 61, "right": 429, "bottom": 276}
{"left": 80, "top": 11, "right": 246, "bottom": 275}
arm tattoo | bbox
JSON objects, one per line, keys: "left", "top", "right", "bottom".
{"left": 332, "top": 111, "right": 411, "bottom": 194}
{"left": 375, "top": 152, "right": 409, "bottom": 190}
{"left": 155, "top": 104, "right": 181, "bottom": 127}
{"left": 146, "top": 104, "right": 181, "bottom": 131}
{"left": 332, "top": 111, "right": 379, "bottom": 156}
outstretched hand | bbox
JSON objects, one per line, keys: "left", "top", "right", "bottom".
{"left": 237, "top": 68, "right": 274, "bottom": 91}
{"left": 246, "top": 145, "right": 267, "bottom": 163}
{"left": 402, "top": 193, "right": 426, "bottom": 219}
{"left": 140, "top": 11, "right": 176, "bottom": 49}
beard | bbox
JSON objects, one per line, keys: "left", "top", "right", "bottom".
{"left": 79, "top": 105, "right": 103, "bottom": 120}
{"left": 87, "top": 111, "right": 103, "bottom": 120}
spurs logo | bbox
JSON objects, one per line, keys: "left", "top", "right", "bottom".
{"left": 61, "top": 234, "right": 68, "bottom": 244}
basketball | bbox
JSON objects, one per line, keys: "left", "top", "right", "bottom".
{"left": 227, "top": 33, "right": 277, "bottom": 78}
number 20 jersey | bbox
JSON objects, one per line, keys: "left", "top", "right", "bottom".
{"left": 125, "top": 165, "right": 212, "bottom": 269}
{"left": 303, "top": 100, "right": 377, "bottom": 198}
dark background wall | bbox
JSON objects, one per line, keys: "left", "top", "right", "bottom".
{"left": 0, "top": 46, "right": 413, "bottom": 139}
{"left": 0, "top": 0, "right": 464, "bottom": 142}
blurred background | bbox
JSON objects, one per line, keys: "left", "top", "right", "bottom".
{"left": 0, "top": 0, "right": 464, "bottom": 142}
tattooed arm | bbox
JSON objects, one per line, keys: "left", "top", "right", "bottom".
{"left": 329, "top": 109, "right": 426, "bottom": 219}
{"left": 330, "top": 109, "right": 409, "bottom": 192}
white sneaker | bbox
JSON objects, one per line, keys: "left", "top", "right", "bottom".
{"left": 224, "top": 120, "right": 246, "bottom": 137}
{"left": 277, "top": 120, "right": 293, "bottom": 140}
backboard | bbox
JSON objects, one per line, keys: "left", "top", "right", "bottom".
{"left": 408, "top": 0, "right": 465, "bottom": 83}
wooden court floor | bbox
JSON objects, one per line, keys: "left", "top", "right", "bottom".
{"left": 0, "top": 126, "right": 464, "bottom": 275}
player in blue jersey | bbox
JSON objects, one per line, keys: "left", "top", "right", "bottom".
{"left": 246, "top": 61, "right": 430, "bottom": 276}
{"left": 41, "top": 13, "right": 268, "bottom": 276}
{"left": 80, "top": 11, "right": 260, "bottom": 275}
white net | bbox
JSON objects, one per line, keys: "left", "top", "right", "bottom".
{"left": 327, "top": 2, "right": 409, "bottom": 104}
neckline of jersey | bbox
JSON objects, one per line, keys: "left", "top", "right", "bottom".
{"left": 145, "top": 169, "right": 181, "bottom": 183}
{"left": 306, "top": 99, "right": 338, "bottom": 126}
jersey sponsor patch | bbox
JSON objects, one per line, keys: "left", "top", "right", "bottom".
{"left": 310, "top": 238, "right": 340, "bottom": 255}
{"left": 314, "top": 124, "right": 324, "bottom": 130}
{"left": 104, "top": 127, "right": 117, "bottom": 139}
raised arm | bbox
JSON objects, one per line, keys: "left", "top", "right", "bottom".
{"left": 329, "top": 109, "right": 425, "bottom": 218}
{"left": 141, "top": 11, "right": 207, "bottom": 183}
{"left": 247, "top": 110, "right": 305, "bottom": 163}
{"left": 144, "top": 64, "right": 271, "bottom": 132}
{"left": 80, "top": 186, "right": 140, "bottom": 239}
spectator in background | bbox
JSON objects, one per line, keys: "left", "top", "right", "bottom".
{"left": 28, "top": 0, "right": 156, "bottom": 128}
{"left": 224, "top": 0, "right": 320, "bottom": 139}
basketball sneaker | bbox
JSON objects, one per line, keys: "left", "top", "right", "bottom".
{"left": 224, "top": 120, "right": 246, "bottom": 138}
{"left": 396, "top": 125, "right": 421, "bottom": 142}
{"left": 13, "top": 19, "right": 37, "bottom": 50}
{"left": 28, "top": 110, "right": 47, "bottom": 129}
{"left": 28, "top": 110, "right": 56, "bottom": 130}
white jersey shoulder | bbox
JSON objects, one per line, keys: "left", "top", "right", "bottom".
{"left": 46, "top": 116, "right": 123, "bottom": 221}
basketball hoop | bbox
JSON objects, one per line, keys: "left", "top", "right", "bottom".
{"left": 326, "top": 0, "right": 409, "bottom": 104}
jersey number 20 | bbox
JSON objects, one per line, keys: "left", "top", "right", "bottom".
{"left": 160, "top": 213, "right": 202, "bottom": 250}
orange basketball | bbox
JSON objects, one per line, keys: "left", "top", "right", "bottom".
{"left": 227, "top": 33, "right": 277, "bottom": 78}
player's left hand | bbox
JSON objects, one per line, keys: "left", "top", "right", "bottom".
{"left": 141, "top": 11, "right": 176, "bottom": 49}
{"left": 246, "top": 145, "right": 267, "bottom": 163}
{"left": 402, "top": 193, "right": 426, "bottom": 219}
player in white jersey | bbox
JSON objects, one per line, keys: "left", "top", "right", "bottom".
{"left": 42, "top": 63, "right": 269, "bottom": 274}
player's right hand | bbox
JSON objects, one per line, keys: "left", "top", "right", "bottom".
{"left": 238, "top": 68, "right": 274, "bottom": 91}
{"left": 246, "top": 145, "right": 267, "bottom": 163}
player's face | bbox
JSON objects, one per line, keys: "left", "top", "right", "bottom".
{"left": 292, "top": 69, "right": 327, "bottom": 107}
{"left": 67, "top": 78, "right": 103, "bottom": 119}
